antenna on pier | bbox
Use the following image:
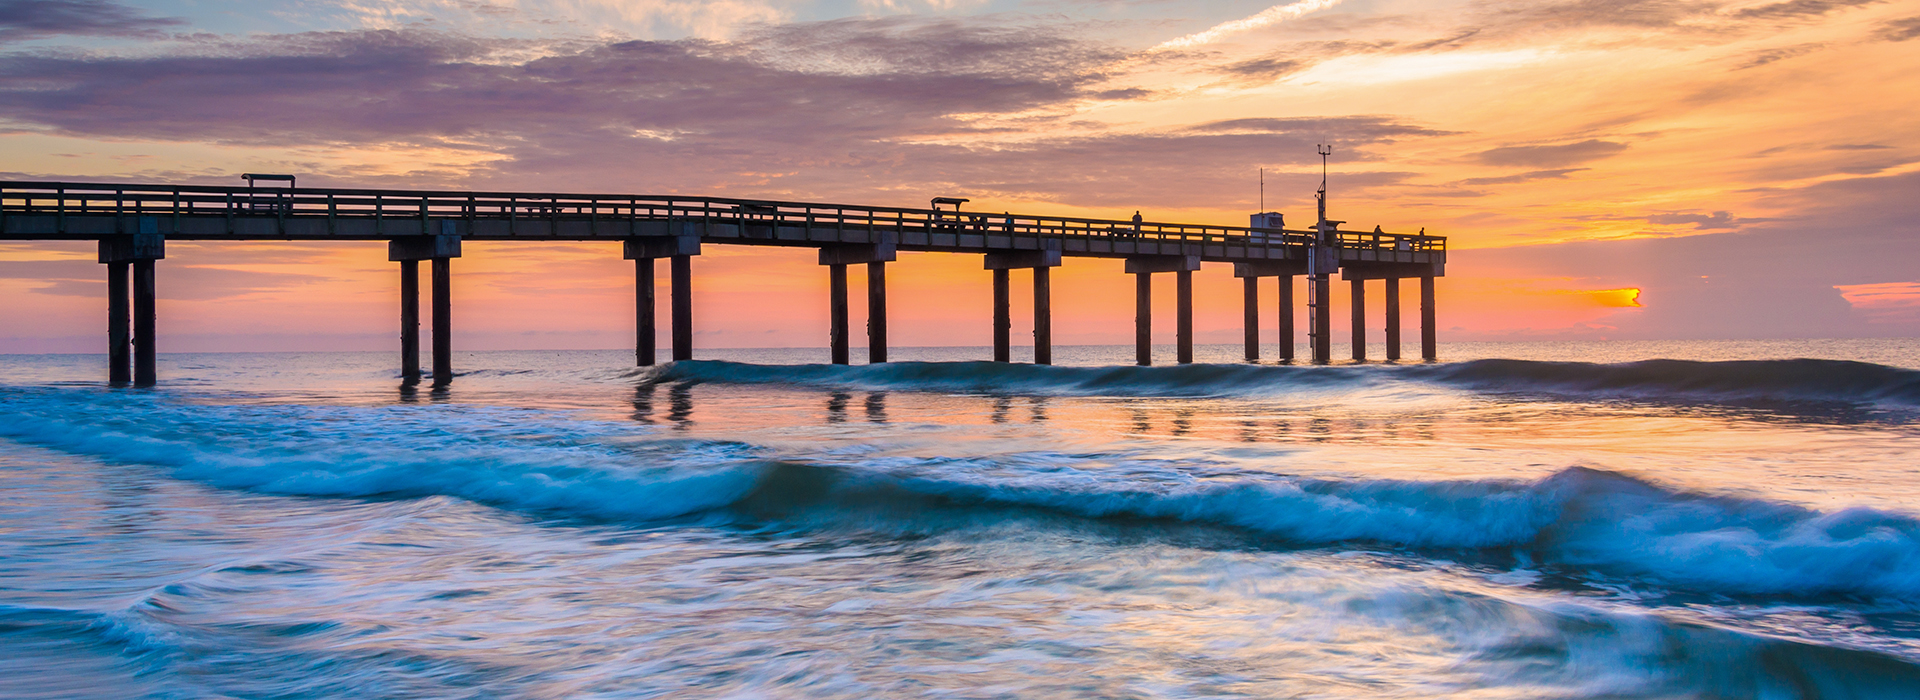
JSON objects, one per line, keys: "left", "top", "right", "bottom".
{"left": 1316, "top": 144, "right": 1332, "bottom": 227}
{"left": 1259, "top": 167, "right": 1264, "bottom": 211}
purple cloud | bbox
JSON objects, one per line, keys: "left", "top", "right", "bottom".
{"left": 0, "top": 0, "right": 182, "bottom": 42}
{"left": 1474, "top": 140, "right": 1629, "bottom": 168}
{"left": 1879, "top": 16, "right": 1920, "bottom": 41}
{"left": 0, "top": 21, "right": 1445, "bottom": 209}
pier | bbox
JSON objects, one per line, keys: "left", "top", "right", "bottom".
{"left": 1, "top": 180, "right": 1446, "bottom": 386}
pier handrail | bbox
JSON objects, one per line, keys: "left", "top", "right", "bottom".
{"left": 0, "top": 180, "right": 1445, "bottom": 252}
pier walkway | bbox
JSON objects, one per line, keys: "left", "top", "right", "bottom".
{"left": 1, "top": 180, "right": 1446, "bottom": 386}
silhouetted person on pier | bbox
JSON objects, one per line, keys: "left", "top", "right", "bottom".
{"left": 1132, "top": 211, "right": 1142, "bottom": 237}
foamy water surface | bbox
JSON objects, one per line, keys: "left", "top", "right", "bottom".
{"left": 4, "top": 340, "right": 1920, "bottom": 698}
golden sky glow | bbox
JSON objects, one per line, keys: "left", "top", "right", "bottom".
{"left": 1, "top": 0, "right": 1916, "bottom": 351}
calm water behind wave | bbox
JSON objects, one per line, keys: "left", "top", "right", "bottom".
{"left": 4, "top": 340, "right": 1920, "bottom": 699}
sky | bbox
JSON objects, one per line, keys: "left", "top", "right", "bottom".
{"left": 1, "top": 0, "right": 1917, "bottom": 353}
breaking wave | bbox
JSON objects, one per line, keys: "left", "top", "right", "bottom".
{"left": 1418, "top": 358, "right": 1920, "bottom": 406}
{"left": 645, "top": 357, "right": 1920, "bottom": 406}
{"left": 3, "top": 387, "right": 1918, "bottom": 602}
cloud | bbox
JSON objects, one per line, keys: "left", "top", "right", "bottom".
{"left": 1489, "top": 0, "right": 1721, "bottom": 31}
{"left": 0, "top": 20, "right": 1454, "bottom": 208}
{"left": 1878, "top": 16, "right": 1920, "bottom": 41}
{"left": 1736, "top": 42, "right": 1825, "bottom": 69}
{"left": 1416, "top": 0, "right": 1886, "bottom": 57}
{"left": 1474, "top": 140, "right": 1629, "bottom": 168}
{"left": 0, "top": 19, "right": 1124, "bottom": 146}
{"left": 1731, "top": 0, "right": 1883, "bottom": 20}
{"left": 1215, "top": 56, "right": 1310, "bottom": 83}
{"left": 1453, "top": 168, "right": 1589, "bottom": 186}
{"left": 1152, "top": 0, "right": 1347, "bottom": 51}
{"left": 732, "top": 15, "right": 1120, "bottom": 79}
{"left": 0, "top": 0, "right": 183, "bottom": 42}
{"left": 1645, "top": 211, "right": 1742, "bottom": 229}
{"left": 1206, "top": 40, "right": 1397, "bottom": 85}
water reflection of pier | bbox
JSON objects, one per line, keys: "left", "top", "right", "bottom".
{"left": 628, "top": 383, "right": 1438, "bottom": 446}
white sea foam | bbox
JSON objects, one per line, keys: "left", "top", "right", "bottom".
{"left": 4, "top": 386, "right": 1918, "bottom": 601}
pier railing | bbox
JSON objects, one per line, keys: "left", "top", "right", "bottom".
{"left": 0, "top": 181, "right": 1446, "bottom": 253}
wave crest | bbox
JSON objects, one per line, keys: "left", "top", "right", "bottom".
{"left": 1421, "top": 358, "right": 1920, "bottom": 405}
{"left": 644, "top": 357, "right": 1920, "bottom": 406}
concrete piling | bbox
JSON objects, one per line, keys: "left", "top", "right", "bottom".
{"left": 1351, "top": 278, "right": 1366, "bottom": 362}
{"left": 829, "top": 263, "right": 850, "bottom": 365}
{"left": 1385, "top": 278, "right": 1401, "bottom": 361}
{"left": 868, "top": 261, "right": 888, "bottom": 364}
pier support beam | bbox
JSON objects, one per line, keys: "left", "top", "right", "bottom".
{"left": 391, "top": 233, "right": 461, "bottom": 387}
{"left": 821, "top": 238, "right": 896, "bottom": 365}
{"left": 1034, "top": 267, "right": 1052, "bottom": 366}
{"left": 634, "top": 260, "right": 654, "bottom": 366}
{"left": 133, "top": 261, "right": 157, "bottom": 387}
{"left": 671, "top": 255, "right": 693, "bottom": 362}
{"left": 1422, "top": 276, "right": 1437, "bottom": 361}
{"left": 625, "top": 236, "right": 701, "bottom": 364}
{"left": 1313, "top": 272, "right": 1328, "bottom": 362}
{"left": 1176, "top": 270, "right": 1194, "bottom": 365}
{"left": 984, "top": 248, "right": 1061, "bottom": 365}
{"left": 1234, "top": 260, "right": 1306, "bottom": 363}
{"left": 432, "top": 258, "right": 452, "bottom": 386}
{"left": 1341, "top": 262, "right": 1443, "bottom": 363}
{"left": 400, "top": 261, "right": 420, "bottom": 383}
{"left": 993, "top": 269, "right": 1011, "bottom": 362}
{"left": 1279, "top": 276, "right": 1295, "bottom": 362}
{"left": 1385, "top": 278, "right": 1401, "bottom": 361}
{"left": 1135, "top": 272, "right": 1151, "bottom": 366}
{"left": 106, "top": 261, "right": 129, "bottom": 385}
{"left": 869, "top": 261, "right": 888, "bottom": 364}
{"left": 1243, "top": 276, "right": 1259, "bottom": 362}
{"left": 1309, "top": 274, "right": 1331, "bottom": 364}
{"left": 100, "top": 232, "right": 163, "bottom": 387}
{"left": 1351, "top": 278, "right": 1366, "bottom": 362}
{"left": 1307, "top": 240, "right": 1339, "bottom": 365}
{"left": 829, "top": 263, "right": 850, "bottom": 365}
{"left": 1126, "top": 255, "right": 1200, "bottom": 367}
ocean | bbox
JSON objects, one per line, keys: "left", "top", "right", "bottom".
{"left": 4, "top": 339, "right": 1920, "bottom": 699}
